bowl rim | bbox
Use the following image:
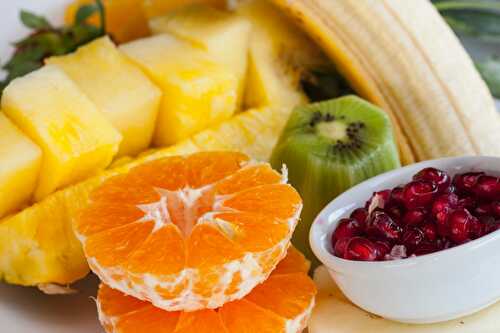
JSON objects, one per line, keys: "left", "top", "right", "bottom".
{"left": 310, "top": 155, "right": 500, "bottom": 274}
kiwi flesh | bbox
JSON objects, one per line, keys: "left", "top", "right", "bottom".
{"left": 270, "top": 95, "right": 401, "bottom": 266}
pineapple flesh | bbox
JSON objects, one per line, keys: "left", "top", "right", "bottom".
{"left": 120, "top": 34, "right": 239, "bottom": 146}
{"left": 47, "top": 36, "right": 162, "bottom": 157}
{"left": 0, "top": 106, "right": 292, "bottom": 286}
{"left": 0, "top": 114, "right": 42, "bottom": 218}
{"left": 142, "top": 0, "right": 226, "bottom": 19}
{"left": 236, "top": 0, "right": 330, "bottom": 108}
{"left": 1, "top": 65, "right": 122, "bottom": 201}
{"left": 149, "top": 4, "right": 251, "bottom": 108}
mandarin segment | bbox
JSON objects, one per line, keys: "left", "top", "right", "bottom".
{"left": 96, "top": 248, "right": 316, "bottom": 333}
{"left": 77, "top": 152, "right": 301, "bottom": 311}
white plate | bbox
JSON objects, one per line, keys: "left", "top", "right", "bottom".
{"left": 0, "top": 2, "right": 498, "bottom": 332}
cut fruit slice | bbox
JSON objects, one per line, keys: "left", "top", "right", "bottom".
{"left": 97, "top": 247, "right": 316, "bottom": 333}
{"left": 47, "top": 37, "right": 162, "bottom": 157}
{"left": 141, "top": 0, "right": 226, "bottom": 19}
{"left": 149, "top": 4, "right": 251, "bottom": 108}
{"left": 235, "top": 0, "right": 329, "bottom": 108}
{"left": 65, "top": 0, "right": 150, "bottom": 43}
{"left": 120, "top": 34, "right": 239, "bottom": 146}
{"left": 271, "top": 96, "right": 400, "bottom": 265}
{"left": 0, "top": 106, "right": 291, "bottom": 287}
{"left": 76, "top": 151, "right": 302, "bottom": 311}
{"left": 1, "top": 65, "right": 122, "bottom": 201}
{"left": 0, "top": 113, "right": 41, "bottom": 218}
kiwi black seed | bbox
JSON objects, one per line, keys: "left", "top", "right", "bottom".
{"left": 270, "top": 95, "right": 401, "bottom": 266}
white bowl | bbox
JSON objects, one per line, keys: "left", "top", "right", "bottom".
{"left": 310, "top": 156, "right": 500, "bottom": 324}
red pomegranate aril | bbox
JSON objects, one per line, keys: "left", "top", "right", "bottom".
{"left": 413, "top": 242, "right": 438, "bottom": 256}
{"left": 373, "top": 240, "right": 391, "bottom": 260}
{"left": 413, "top": 167, "right": 451, "bottom": 193}
{"left": 350, "top": 208, "right": 368, "bottom": 225}
{"left": 492, "top": 202, "right": 500, "bottom": 218}
{"left": 401, "top": 227, "right": 425, "bottom": 250}
{"left": 474, "top": 176, "right": 499, "bottom": 200}
{"left": 386, "top": 205, "right": 404, "bottom": 222}
{"left": 402, "top": 208, "right": 427, "bottom": 226}
{"left": 421, "top": 222, "right": 438, "bottom": 242}
{"left": 475, "top": 203, "right": 492, "bottom": 216}
{"left": 390, "top": 186, "right": 405, "bottom": 204}
{"left": 344, "top": 237, "right": 378, "bottom": 261}
{"left": 453, "top": 172, "right": 484, "bottom": 193}
{"left": 331, "top": 168, "right": 500, "bottom": 262}
{"left": 403, "top": 180, "right": 437, "bottom": 210}
{"left": 367, "top": 211, "right": 402, "bottom": 241}
{"left": 331, "top": 218, "right": 363, "bottom": 244}
{"left": 333, "top": 237, "right": 351, "bottom": 258}
{"left": 448, "top": 209, "right": 475, "bottom": 244}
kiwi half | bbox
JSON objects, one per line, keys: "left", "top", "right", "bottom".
{"left": 270, "top": 95, "right": 401, "bottom": 265}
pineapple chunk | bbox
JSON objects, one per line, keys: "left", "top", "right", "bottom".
{"left": 0, "top": 106, "right": 292, "bottom": 286}
{"left": 142, "top": 0, "right": 226, "bottom": 19}
{"left": 236, "top": 0, "right": 329, "bottom": 108}
{"left": 149, "top": 5, "right": 251, "bottom": 108}
{"left": 120, "top": 34, "right": 238, "bottom": 146}
{"left": 1, "top": 65, "right": 122, "bottom": 201}
{"left": 47, "top": 37, "right": 162, "bottom": 157}
{"left": 0, "top": 114, "right": 42, "bottom": 218}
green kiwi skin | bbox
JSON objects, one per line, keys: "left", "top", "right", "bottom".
{"left": 270, "top": 95, "right": 401, "bottom": 266}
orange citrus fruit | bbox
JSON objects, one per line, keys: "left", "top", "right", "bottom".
{"left": 76, "top": 152, "right": 302, "bottom": 311}
{"left": 97, "top": 247, "right": 316, "bottom": 333}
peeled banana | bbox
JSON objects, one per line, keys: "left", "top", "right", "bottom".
{"left": 271, "top": 0, "right": 500, "bottom": 165}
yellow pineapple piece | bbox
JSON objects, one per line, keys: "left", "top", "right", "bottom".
{"left": 120, "top": 34, "right": 238, "bottom": 146}
{"left": 149, "top": 5, "right": 251, "bottom": 108}
{"left": 1, "top": 65, "right": 122, "bottom": 201}
{"left": 47, "top": 37, "right": 162, "bottom": 157}
{"left": 0, "top": 106, "right": 292, "bottom": 286}
{"left": 65, "top": 0, "right": 150, "bottom": 43}
{"left": 0, "top": 114, "right": 42, "bottom": 218}
{"left": 236, "top": 0, "right": 329, "bottom": 108}
{"left": 141, "top": 0, "right": 226, "bottom": 19}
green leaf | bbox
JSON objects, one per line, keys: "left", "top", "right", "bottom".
{"left": 476, "top": 56, "right": 500, "bottom": 98}
{"left": 75, "top": 3, "right": 99, "bottom": 25}
{"left": 20, "top": 10, "right": 51, "bottom": 30}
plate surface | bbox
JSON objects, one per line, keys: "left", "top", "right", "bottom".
{"left": 0, "top": 1, "right": 499, "bottom": 332}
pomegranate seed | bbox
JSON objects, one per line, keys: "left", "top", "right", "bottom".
{"left": 390, "top": 186, "right": 405, "bottom": 204}
{"left": 367, "top": 211, "right": 402, "bottom": 241}
{"left": 421, "top": 223, "right": 438, "bottom": 242}
{"left": 458, "top": 195, "right": 476, "bottom": 209}
{"left": 350, "top": 208, "right": 368, "bottom": 225}
{"left": 475, "top": 203, "right": 492, "bottom": 216}
{"left": 448, "top": 209, "right": 475, "bottom": 244}
{"left": 474, "top": 176, "right": 499, "bottom": 200}
{"left": 469, "top": 218, "right": 491, "bottom": 239}
{"left": 403, "top": 180, "right": 437, "bottom": 209}
{"left": 453, "top": 172, "right": 484, "bottom": 193}
{"left": 373, "top": 240, "right": 391, "bottom": 260}
{"left": 413, "top": 167, "right": 451, "bottom": 193}
{"left": 413, "top": 242, "right": 438, "bottom": 256}
{"left": 401, "top": 227, "right": 425, "bottom": 250}
{"left": 344, "top": 237, "right": 378, "bottom": 261}
{"left": 402, "top": 208, "right": 427, "bottom": 226}
{"left": 333, "top": 237, "right": 350, "bottom": 258}
{"left": 432, "top": 193, "right": 458, "bottom": 216}
{"left": 492, "top": 202, "right": 500, "bottom": 218}
{"left": 386, "top": 205, "right": 404, "bottom": 222}
{"left": 365, "top": 190, "right": 392, "bottom": 209}
{"left": 437, "top": 237, "right": 453, "bottom": 250}
{"left": 331, "top": 218, "right": 362, "bottom": 244}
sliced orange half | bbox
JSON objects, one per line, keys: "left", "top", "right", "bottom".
{"left": 76, "top": 152, "right": 302, "bottom": 311}
{"left": 97, "top": 247, "right": 316, "bottom": 333}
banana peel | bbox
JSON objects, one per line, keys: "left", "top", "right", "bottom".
{"left": 271, "top": 0, "right": 500, "bottom": 165}
{"left": 310, "top": 266, "right": 500, "bottom": 333}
